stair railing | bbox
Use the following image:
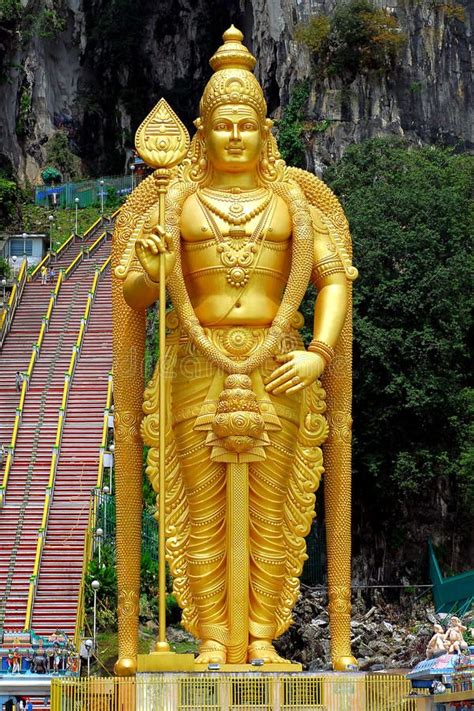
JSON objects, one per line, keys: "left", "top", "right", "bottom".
{"left": 96, "top": 372, "right": 114, "bottom": 489}
{"left": 25, "top": 258, "right": 111, "bottom": 631}
{"left": 63, "top": 230, "right": 110, "bottom": 279}
{"left": 0, "top": 259, "right": 28, "bottom": 348}
{"left": 53, "top": 231, "right": 75, "bottom": 258}
{"left": 74, "top": 503, "right": 94, "bottom": 650}
{"left": 74, "top": 369, "right": 113, "bottom": 650}
{"left": 30, "top": 214, "right": 106, "bottom": 281}
{"left": 30, "top": 252, "right": 51, "bottom": 280}
{"left": 0, "top": 270, "right": 64, "bottom": 506}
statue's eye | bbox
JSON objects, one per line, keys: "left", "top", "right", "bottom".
{"left": 242, "top": 122, "right": 256, "bottom": 130}
{"left": 214, "top": 122, "right": 229, "bottom": 131}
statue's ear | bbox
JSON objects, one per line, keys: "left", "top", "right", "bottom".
{"left": 194, "top": 117, "right": 204, "bottom": 132}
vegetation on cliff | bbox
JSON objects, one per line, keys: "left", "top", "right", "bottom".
{"left": 294, "top": 0, "right": 406, "bottom": 78}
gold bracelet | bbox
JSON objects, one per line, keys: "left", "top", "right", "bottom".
{"left": 307, "top": 339, "right": 335, "bottom": 364}
{"left": 143, "top": 270, "right": 159, "bottom": 289}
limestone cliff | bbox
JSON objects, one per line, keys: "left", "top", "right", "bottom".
{"left": 0, "top": 0, "right": 471, "bottom": 182}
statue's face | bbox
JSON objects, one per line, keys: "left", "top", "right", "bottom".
{"left": 204, "top": 103, "right": 263, "bottom": 173}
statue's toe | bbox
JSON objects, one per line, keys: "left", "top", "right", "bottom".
{"left": 248, "top": 640, "right": 288, "bottom": 664}
{"left": 195, "top": 640, "right": 227, "bottom": 665}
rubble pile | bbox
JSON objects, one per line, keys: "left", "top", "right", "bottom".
{"left": 274, "top": 588, "right": 453, "bottom": 671}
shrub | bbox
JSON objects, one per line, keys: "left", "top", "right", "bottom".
{"left": 45, "top": 131, "right": 81, "bottom": 181}
{"left": 0, "top": 177, "right": 18, "bottom": 223}
{"left": 294, "top": 0, "right": 406, "bottom": 77}
{"left": 294, "top": 15, "right": 331, "bottom": 55}
{"left": 0, "top": 256, "right": 11, "bottom": 280}
{"left": 36, "top": 7, "right": 66, "bottom": 38}
{"left": 275, "top": 82, "right": 310, "bottom": 168}
{"left": 0, "top": 0, "right": 22, "bottom": 22}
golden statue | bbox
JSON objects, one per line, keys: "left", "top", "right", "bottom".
{"left": 112, "top": 26, "right": 358, "bottom": 674}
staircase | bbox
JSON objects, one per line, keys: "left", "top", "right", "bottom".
{"left": 0, "top": 223, "right": 108, "bottom": 466}
{"left": 32, "top": 265, "right": 112, "bottom": 636}
{"left": 0, "top": 220, "right": 113, "bottom": 640}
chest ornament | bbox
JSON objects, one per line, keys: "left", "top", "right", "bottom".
{"left": 198, "top": 194, "right": 275, "bottom": 288}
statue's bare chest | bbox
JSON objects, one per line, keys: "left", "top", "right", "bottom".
{"left": 180, "top": 191, "right": 292, "bottom": 245}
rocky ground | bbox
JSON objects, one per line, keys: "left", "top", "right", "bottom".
{"left": 142, "top": 587, "right": 473, "bottom": 673}
{"left": 274, "top": 587, "right": 473, "bottom": 672}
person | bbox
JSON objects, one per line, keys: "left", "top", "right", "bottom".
{"left": 40, "top": 265, "right": 47, "bottom": 285}
{"left": 25, "top": 701, "right": 32, "bottom": 711}
{"left": 0, "top": 444, "right": 5, "bottom": 467}
{"left": 114, "top": 26, "right": 357, "bottom": 671}
{"left": 15, "top": 371, "right": 22, "bottom": 392}
{"left": 49, "top": 266, "right": 55, "bottom": 283}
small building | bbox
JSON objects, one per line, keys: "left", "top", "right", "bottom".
{"left": 0, "top": 233, "right": 49, "bottom": 270}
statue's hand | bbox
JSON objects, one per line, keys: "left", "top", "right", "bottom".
{"left": 265, "top": 351, "right": 325, "bottom": 395}
{"left": 135, "top": 225, "right": 176, "bottom": 283}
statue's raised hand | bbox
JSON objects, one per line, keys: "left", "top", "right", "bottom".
{"left": 135, "top": 225, "right": 176, "bottom": 283}
{"left": 265, "top": 351, "right": 325, "bottom": 395}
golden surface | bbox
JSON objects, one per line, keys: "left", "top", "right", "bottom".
{"left": 112, "top": 25, "right": 357, "bottom": 673}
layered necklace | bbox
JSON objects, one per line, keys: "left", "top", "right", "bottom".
{"left": 197, "top": 186, "right": 271, "bottom": 226}
{"left": 197, "top": 191, "right": 275, "bottom": 288}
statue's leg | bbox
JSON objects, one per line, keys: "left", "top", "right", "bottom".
{"left": 173, "top": 420, "right": 228, "bottom": 663}
{"left": 248, "top": 422, "right": 298, "bottom": 663}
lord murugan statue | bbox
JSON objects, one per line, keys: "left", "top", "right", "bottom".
{"left": 112, "top": 26, "right": 358, "bottom": 674}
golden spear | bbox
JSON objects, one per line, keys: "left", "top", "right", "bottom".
{"left": 135, "top": 99, "right": 190, "bottom": 656}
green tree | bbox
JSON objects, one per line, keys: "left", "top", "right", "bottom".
{"left": 45, "top": 130, "right": 81, "bottom": 181}
{"left": 0, "top": 177, "right": 19, "bottom": 223}
{"left": 275, "top": 82, "right": 310, "bottom": 168}
{"left": 322, "top": 139, "right": 473, "bottom": 565}
{"left": 294, "top": 0, "right": 406, "bottom": 78}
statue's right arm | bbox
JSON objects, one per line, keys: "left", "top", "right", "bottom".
{"left": 123, "top": 271, "right": 159, "bottom": 311}
{"left": 122, "top": 225, "right": 176, "bottom": 311}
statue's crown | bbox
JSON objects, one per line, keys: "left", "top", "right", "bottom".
{"left": 199, "top": 26, "right": 266, "bottom": 123}
{"left": 209, "top": 25, "right": 257, "bottom": 73}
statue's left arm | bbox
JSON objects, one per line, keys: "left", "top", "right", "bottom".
{"left": 265, "top": 205, "right": 348, "bottom": 395}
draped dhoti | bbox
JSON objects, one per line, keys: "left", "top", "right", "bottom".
{"left": 142, "top": 322, "right": 328, "bottom": 650}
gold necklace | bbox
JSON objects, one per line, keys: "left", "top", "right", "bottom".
{"left": 202, "top": 186, "right": 268, "bottom": 202}
{"left": 197, "top": 187, "right": 271, "bottom": 226}
{"left": 198, "top": 196, "right": 275, "bottom": 288}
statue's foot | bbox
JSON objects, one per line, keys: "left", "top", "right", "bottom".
{"left": 195, "top": 640, "right": 227, "bottom": 665}
{"left": 114, "top": 656, "right": 137, "bottom": 676}
{"left": 332, "top": 655, "right": 359, "bottom": 672}
{"left": 248, "top": 640, "right": 289, "bottom": 664}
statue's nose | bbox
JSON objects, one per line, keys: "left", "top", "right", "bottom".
{"left": 231, "top": 123, "right": 240, "bottom": 141}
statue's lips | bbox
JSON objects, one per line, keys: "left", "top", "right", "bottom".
{"left": 226, "top": 147, "right": 244, "bottom": 155}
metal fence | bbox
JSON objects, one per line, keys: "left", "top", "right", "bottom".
{"left": 51, "top": 673, "right": 426, "bottom": 711}
{"left": 92, "top": 490, "right": 158, "bottom": 561}
{"left": 34, "top": 176, "right": 134, "bottom": 209}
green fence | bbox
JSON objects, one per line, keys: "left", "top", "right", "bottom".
{"left": 35, "top": 175, "right": 133, "bottom": 209}
{"left": 93, "top": 490, "right": 157, "bottom": 561}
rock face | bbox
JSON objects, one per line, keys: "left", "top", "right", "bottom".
{"left": 0, "top": 0, "right": 472, "bottom": 182}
